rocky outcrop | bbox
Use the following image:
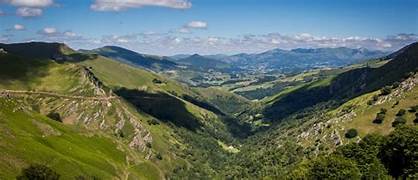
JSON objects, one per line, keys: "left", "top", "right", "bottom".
{"left": 82, "top": 67, "right": 108, "bottom": 96}
{"left": 376, "top": 75, "right": 418, "bottom": 104}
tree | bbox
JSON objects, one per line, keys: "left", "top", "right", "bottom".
{"left": 17, "top": 164, "right": 60, "bottom": 180}
{"left": 345, "top": 128, "right": 358, "bottom": 139}
{"left": 380, "top": 86, "right": 392, "bottom": 96}
{"left": 392, "top": 117, "right": 406, "bottom": 127}
{"left": 379, "top": 126, "right": 418, "bottom": 178}
{"left": 373, "top": 112, "right": 385, "bottom": 124}
{"left": 308, "top": 155, "right": 361, "bottom": 179}
{"left": 336, "top": 134, "right": 389, "bottom": 179}
{"left": 409, "top": 105, "right": 418, "bottom": 113}
{"left": 396, "top": 109, "right": 406, "bottom": 116}
{"left": 46, "top": 112, "right": 62, "bottom": 122}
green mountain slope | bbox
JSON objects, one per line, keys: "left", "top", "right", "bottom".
{"left": 0, "top": 42, "right": 246, "bottom": 179}
{"left": 219, "top": 42, "right": 418, "bottom": 178}
{"left": 264, "top": 42, "right": 418, "bottom": 122}
{"left": 0, "top": 41, "right": 417, "bottom": 179}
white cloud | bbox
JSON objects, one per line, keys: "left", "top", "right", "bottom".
{"left": 8, "top": 0, "right": 53, "bottom": 7}
{"left": 177, "top": 27, "right": 190, "bottom": 33}
{"left": 90, "top": 0, "right": 191, "bottom": 11}
{"left": 13, "top": 30, "right": 417, "bottom": 56}
{"left": 185, "top": 21, "right": 207, "bottom": 29}
{"left": 38, "top": 27, "right": 57, "bottom": 35}
{"left": 16, "top": 7, "right": 42, "bottom": 16}
{"left": 63, "top": 31, "right": 76, "bottom": 37}
{"left": 1, "top": 0, "right": 54, "bottom": 17}
{"left": 13, "top": 24, "right": 25, "bottom": 30}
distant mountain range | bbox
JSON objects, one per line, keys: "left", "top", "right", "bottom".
{"left": 74, "top": 45, "right": 388, "bottom": 75}
{"left": 210, "top": 47, "right": 388, "bottom": 72}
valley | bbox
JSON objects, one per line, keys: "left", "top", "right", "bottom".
{"left": 0, "top": 41, "right": 416, "bottom": 179}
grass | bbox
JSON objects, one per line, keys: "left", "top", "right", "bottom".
{"left": 79, "top": 56, "right": 192, "bottom": 95}
{"left": 0, "top": 98, "right": 131, "bottom": 179}
{"left": 0, "top": 54, "right": 96, "bottom": 96}
{"left": 342, "top": 84, "right": 418, "bottom": 136}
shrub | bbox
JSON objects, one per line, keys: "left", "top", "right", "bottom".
{"left": 392, "top": 82, "right": 400, "bottom": 89}
{"left": 380, "top": 86, "right": 392, "bottom": 96}
{"left": 156, "top": 153, "right": 163, "bottom": 160}
{"left": 396, "top": 109, "right": 406, "bottom": 116}
{"left": 380, "top": 108, "right": 387, "bottom": 114}
{"left": 17, "top": 164, "right": 60, "bottom": 180}
{"left": 408, "top": 105, "right": 418, "bottom": 113}
{"left": 147, "top": 119, "right": 160, "bottom": 125}
{"left": 392, "top": 117, "right": 406, "bottom": 127}
{"left": 46, "top": 112, "right": 62, "bottom": 122}
{"left": 345, "top": 128, "right": 358, "bottom": 139}
{"left": 372, "top": 95, "right": 379, "bottom": 101}
{"left": 152, "top": 78, "right": 163, "bottom": 84}
{"left": 373, "top": 113, "right": 385, "bottom": 124}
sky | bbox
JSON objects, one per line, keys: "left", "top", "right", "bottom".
{"left": 0, "top": 0, "right": 417, "bottom": 55}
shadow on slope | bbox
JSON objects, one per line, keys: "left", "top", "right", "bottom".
{"left": 181, "top": 94, "right": 225, "bottom": 116}
{"left": 115, "top": 88, "right": 202, "bottom": 131}
{"left": 0, "top": 54, "right": 51, "bottom": 85}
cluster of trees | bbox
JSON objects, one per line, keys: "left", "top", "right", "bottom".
{"left": 289, "top": 125, "right": 418, "bottom": 179}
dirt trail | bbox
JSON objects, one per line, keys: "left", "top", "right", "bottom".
{"left": 0, "top": 89, "right": 116, "bottom": 101}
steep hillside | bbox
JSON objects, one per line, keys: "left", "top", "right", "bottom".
{"left": 219, "top": 43, "right": 418, "bottom": 179}
{"left": 0, "top": 42, "right": 245, "bottom": 179}
{"left": 264, "top": 42, "right": 418, "bottom": 122}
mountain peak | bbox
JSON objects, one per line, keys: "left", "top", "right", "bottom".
{"left": 0, "top": 42, "right": 75, "bottom": 59}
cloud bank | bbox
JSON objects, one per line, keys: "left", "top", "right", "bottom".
{"left": 86, "top": 33, "right": 417, "bottom": 55}
{"left": 7, "top": 27, "right": 418, "bottom": 56}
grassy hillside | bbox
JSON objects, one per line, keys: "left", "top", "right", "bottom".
{"left": 0, "top": 41, "right": 416, "bottom": 179}
{"left": 264, "top": 42, "right": 418, "bottom": 122}
{"left": 0, "top": 98, "right": 162, "bottom": 179}
{"left": 0, "top": 42, "right": 248, "bottom": 179}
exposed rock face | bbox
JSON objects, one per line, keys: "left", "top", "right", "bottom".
{"left": 330, "top": 129, "right": 342, "bottom": 146}
{"left": 82, "top": 67, "right": 107, "bottom": 96}
{"left": 0, "top": 48, "right": 7, "bottom": 54}
{"left": 376, "top": 75, "right": 418, "bottom": 104}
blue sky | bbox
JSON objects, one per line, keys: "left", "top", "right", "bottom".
{"left": 0, "top": 0, "right": 417, "bottom": 55}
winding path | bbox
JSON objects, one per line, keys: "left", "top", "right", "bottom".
{"left": 0, "top": 89, "right": 116, "bottom": 101}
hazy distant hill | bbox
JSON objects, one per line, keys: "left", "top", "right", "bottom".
{"left": 175, "top": 54, "right": 235, "bottom": 71}
{"left": 213, "top": 47, "right": 388, "bottom": 72}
